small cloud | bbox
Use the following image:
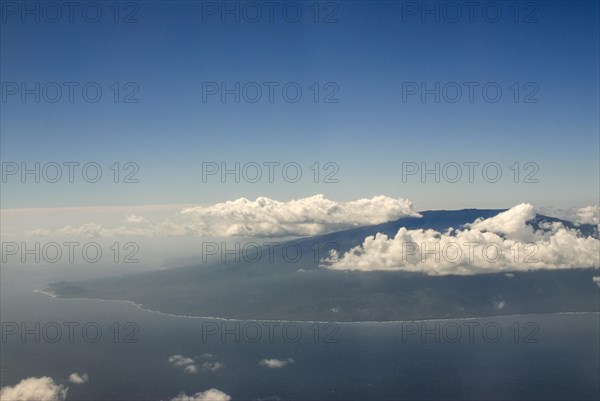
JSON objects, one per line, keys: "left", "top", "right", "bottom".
{"left": 26, "top": 228, "right": 52, "bottom": 237}
{"left": 593, "top": 276, "right": 600, "bottom": 288}
{"left": 169, "top": 355, "right": 199, "bottom": 374}
{"left": 259, "top": 358, "right": 294, "bottom": 368}
{"left": 0, "top": 376, "right": 68, "bottom": 401}
{"left": 126, "top": 214, "right": 148, "bottom": 224}
{"left": 183, "top": 365, "right": 199, "bottom": 374}
{"left": 494, "top": 301, "right": 506, "bottom": 310}
{"left": 169, "top": 354, "right": 223, "bottom": 374}
{"left": 168, "top": 355, "right": 195, "bottom": 368}
{"left": 169, "top": 388, "right": 231, "bottom": 401}
{"left": 68, "top": 373, "right": 89, "bottom": 385}
{"left": 201, "top": 362, "right": 225, "bottom": 372}
{"left": 505, "top": 273, "right": 514, "bottom": 278}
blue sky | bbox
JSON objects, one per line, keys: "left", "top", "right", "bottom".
{"left": 1, "top": 0, "right": 598, "bottom": 210}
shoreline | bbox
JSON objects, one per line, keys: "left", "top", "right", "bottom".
{"left": 33, "top": 289, "right": 600, "bottom": 325}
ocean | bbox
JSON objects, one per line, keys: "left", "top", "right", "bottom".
{"left": 1, "top": 266, "right": 599, "bottom": 400}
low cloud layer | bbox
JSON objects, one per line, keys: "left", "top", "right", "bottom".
{"left": 537, "top": 206, "right": 599, "bottom": 225}
{"left": 325, "top": 204, "right": 600, "bottom": 275}
{"left": 0, "top": 377, "right": 68, "bottom": 401}
{"left": 169, "top": 389, "right": 231, "bottom": 401}
{"left": 259, "top": 358, "right": 294, "bottom": 368}
{"left": 19, "top": 195, "right": 418, "bottom": 239}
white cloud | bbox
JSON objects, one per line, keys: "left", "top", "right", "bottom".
{"left": 169, "top": 355, "right": 224, "bottom": 374}
{"left": 183, "top": 365, "right": 199, "bottom": 374}
{"left": 538, "top": 205, "right": 599, "bottom": 225}
{"left": 259, "top": 358, "right": 294, "bottom": 368}
{"left": 324, "top": 203, "right": 600, "bottom": 275}
{"left": 53, "top": 223, "right": 152, "bottom": 238}
{"left": 26, "top": 195, "right": 419, "bottom": 239}
{"left": 0, "top": 377, "right": 68, "bottom": 401}
{"left": 169, "top": 389, "right": 231, "bottom": 401}
{"left": 126, "top": 214, "right": 148, "bottom": 224}
{"left": 168, "top": 355, "right": 199, "bottom": 373}
{"left": 201, "top": 362, "right": 225, "bottom": 372}
{"left": 179, "top": 194, "right": 419, "bottom": 237}
{"left": 168, "top": 355, "right": 196, "bottom": 368}
{"left": 467, "top": 203, "right": 538, "bottom": 242}
{"left": 67, "top": 372, "right": 88, "bottom": 384}
{"left": 593, "top": 276, "right": 600, "bottom": 288}
{"left": 495, "top": 301, "right": 506, "bottom": 310}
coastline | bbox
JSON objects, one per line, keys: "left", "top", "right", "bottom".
{"left": 33, "top": 289, "right": 600, "bottom": 325}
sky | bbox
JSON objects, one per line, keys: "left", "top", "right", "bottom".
{"left": 1, "top": 0, "right": 599, "bottom": 211}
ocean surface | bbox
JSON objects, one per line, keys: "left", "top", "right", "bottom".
{"left": 1, "top": 266, "right": 599, "bottom": 400}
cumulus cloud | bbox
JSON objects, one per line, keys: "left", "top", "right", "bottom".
{"left": 169, "top": 389, "right": 231, "bottom": 401}
{"left": 324, "top": 203, "right": 600, "bottom": 275}
{"left": 168, "top": 355, "right": 198, "bottom": 373}
{"left": 178, "top": 195, "right": 419, "bottom": 237}
{"left": 0, "top": 377, "right": 68, "bottom": 401}
{"left": 67, "top": 372, "right": 88, "bottom": 384}
{"left": 126, "top": 215, "right": 148, "bottom": 224}
{"left": 27, "top": 195, "right": 419, "bottom": 239}
{"left": 169, "top": 355, "right": 196, "bottom": 367}
{"left": 259, "top": 358, "right": 294, "bottom": 368}
{"left": 184, "top": 365, "right": 199, "bottom": 374}
{"left": 538, "top": 206, "right": 599, "bottom": 225}
{"left": 168, "top": 355, "right": 224, "bottom": 374}
{"left": 467, "top": 203, "right": 537, "bottom": 241}
{"left": 495, "top": 301, "right": 506, "bottom": 310}
{"left": 201, "top": 362, "right": 225, "bottom": 372}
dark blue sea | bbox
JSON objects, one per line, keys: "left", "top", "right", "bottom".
{"left": 2, "top": 266, "right": 599, "bottom": 400}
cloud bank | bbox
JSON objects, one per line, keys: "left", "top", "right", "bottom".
{"left": 324, "top": 203, "right": 600, "bottom": 275}
{"left": 180, "top": 195, "right": 419, "bottom": 237}
{"left": 24, "top": 195, "right": 419, "bottom": 239}
{"left": 537, "top": 205, "right": 599, "bottom": 225}
{"left": 0, "top": 377, "right": 68, "bottom": 401}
